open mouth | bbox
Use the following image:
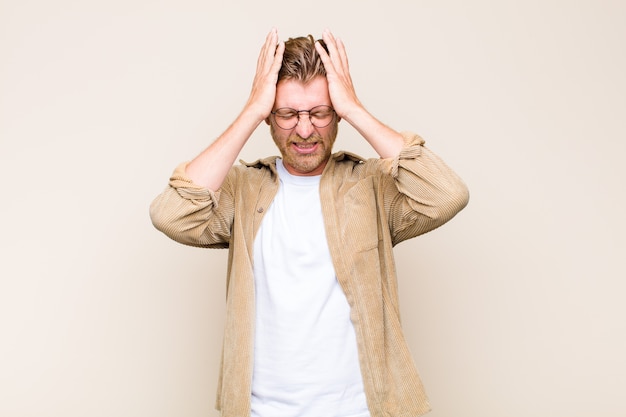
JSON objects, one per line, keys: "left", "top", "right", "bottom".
{"left": 292, "top": 142, "right": 319, "bottom": 154}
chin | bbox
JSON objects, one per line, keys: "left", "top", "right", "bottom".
{"left": 284, "top": 155, "right": 326, "bottom": 175}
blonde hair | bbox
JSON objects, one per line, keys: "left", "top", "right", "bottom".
{"left": 278, "top": 35, "right": 329, "bottom": 83}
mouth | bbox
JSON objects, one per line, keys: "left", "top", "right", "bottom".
{"left": 291, "top": 141, "right": 319, "bottom": 154}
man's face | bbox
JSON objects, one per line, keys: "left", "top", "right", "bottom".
{"left": 269, "top": 76, "right": 338, "bottom": 176}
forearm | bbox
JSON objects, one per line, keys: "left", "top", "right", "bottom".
{"left": 342, "top": 105, "right": 404, "bottom": 159}
{"left": 185, "top": 106, "right": 264, "bottom": 190}
{"left": 186, "top": 29, "right": 284, "bottom": 190}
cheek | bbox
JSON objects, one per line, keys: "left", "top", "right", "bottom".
{"left": 270, "top": 125, "right": 287, "bottom": 145}
{"left": 322, "top": 123, "right": 339, "bottom": 145}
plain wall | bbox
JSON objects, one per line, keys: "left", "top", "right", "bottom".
{"left": 1, "top": 1, "right": 625, "bottom": 416}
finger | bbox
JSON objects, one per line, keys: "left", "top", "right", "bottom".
{"left": 322, "top": 28, "right": 336, "bottom": 45}
{"left": 270, "top": 40, "right": 285, "bottom": 75}
{"left": 265, "top": 28, "right": 278, "bottom": 48}
{"left": 321, "top": 29, "right": 338, "bottom": 56}
{"left": 323, "top": 30, "right": 342, "bottom": 54}
{"left": 257, "top": 28, "right": 279, "bottom": 72}
{"left": 255, "top": 32, "right": 271, "bottom": 72}
{"left": 335, "top": 38, "right": 350, "bottom": 72}
{"left": 321, "top": 29, "right": 346, "bottom": 72}
{"left": 316, "top": 30, "right": 338, "bottom": 73}
{"left": 315, "top": 39, "right": 332, "bottom": 69}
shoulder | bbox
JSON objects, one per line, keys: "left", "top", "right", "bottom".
{"left": 327, "top": 150, "right": 390, "bottom": 178}
{"left": 228, "top": 156, "right": 279, "bottom": 176}
{"left": 239, "top": 155, "right": 279, "bottom": 169}
{"left": 221, "top": 156, "right": 279, "bottom": 191}
{"left": 331, "top": 150, "right": 366, "bottom": 164}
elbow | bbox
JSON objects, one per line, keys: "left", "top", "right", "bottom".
{"left": 454, "top": 183, "right": 470, "bottom": 213}
{"left": 149, "top": 197, "right": 175, "bottom": 238}
{"left": 437, "top": 182, "right": 470, "bottom": 224}
{"left": 149, "top": 192, "right": 188, "bottom": 242}
{"left": 149, "top": 204, "right": 198, "bottom": 246}
{"left": 421, "top": 182, "right": 469, "bottom": 228}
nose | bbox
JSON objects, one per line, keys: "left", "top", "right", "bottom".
{"left": 294, "top": 112, "right": 315, "bottom": 138}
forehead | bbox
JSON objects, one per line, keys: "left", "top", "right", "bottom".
{"left": 274, "top": 76, "right": 331, "bottom": 110}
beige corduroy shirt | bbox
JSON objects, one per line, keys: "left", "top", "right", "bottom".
{"left": 150, "top": 132, "right": 469, "bottom": 417}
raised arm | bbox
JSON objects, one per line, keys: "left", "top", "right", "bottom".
{"left": 185, "top": 29, "right": 285, "bottom": 190}
{"left": 314, "top": 29, "right": 404, "bottom": 159}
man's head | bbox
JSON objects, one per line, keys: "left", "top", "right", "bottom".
{"left": 269, "top": 35, "right": 338, "bottom": 176}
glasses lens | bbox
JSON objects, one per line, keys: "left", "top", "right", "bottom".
{"left": 273, "top": 108, "right": 298, "bottom": 129}
{"left": 309, "top": 105, "right": 334, "bottom": 128}
{"left": 272, "top": 106, "right": 335, "bottom": 129}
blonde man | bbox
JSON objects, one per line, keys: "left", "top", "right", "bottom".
{"left": 151, "top": 29, "right": 469, "bottom": 417}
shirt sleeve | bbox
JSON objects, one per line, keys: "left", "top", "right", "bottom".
{"left": 149, "top": 162, "right": 233, "bottom": 248}
{"left": 381, "top": 132, "right": 470, "bottom": 245}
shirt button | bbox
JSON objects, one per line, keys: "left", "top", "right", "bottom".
{"left": 257, "top": 207, "right": 264, "bottom": 213}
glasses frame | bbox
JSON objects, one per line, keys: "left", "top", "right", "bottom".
{"left": 270, "top": 105, "right": 336, "bottom": 130}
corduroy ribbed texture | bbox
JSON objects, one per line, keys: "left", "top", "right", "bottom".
{"left": 150, "top": 132, "right": 469, "bottom": 417}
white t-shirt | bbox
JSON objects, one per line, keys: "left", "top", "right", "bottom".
{"left": 251, "top": 159, "right": 370, "bottom": 417}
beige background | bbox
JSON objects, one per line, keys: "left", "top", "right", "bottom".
{"left": 1, "top": 0, "right": 625, "bottom": 416}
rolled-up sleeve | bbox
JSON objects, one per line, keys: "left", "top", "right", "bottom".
{"left": 383, "top": 132, "right": 470, "bottom": 244}
{"left": 149, "top": 162, "right": 233, "bottom": 248}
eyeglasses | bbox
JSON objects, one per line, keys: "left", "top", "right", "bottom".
{"left": 271, "top": 105, "right": 336, "bottom": 130}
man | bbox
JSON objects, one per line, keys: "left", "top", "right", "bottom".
{"left": 150, "top": 28, "right": 469, "bottom": 417}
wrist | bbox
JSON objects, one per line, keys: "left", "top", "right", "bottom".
{"left": 340, "top": 103, "right": 369, "bottom": 126}
{"left": 240, "top": 102, "right": 271, "bottom": 126}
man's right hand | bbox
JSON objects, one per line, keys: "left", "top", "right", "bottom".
{"left": 244, "top": 28, "right": 285, "bottom": 123}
